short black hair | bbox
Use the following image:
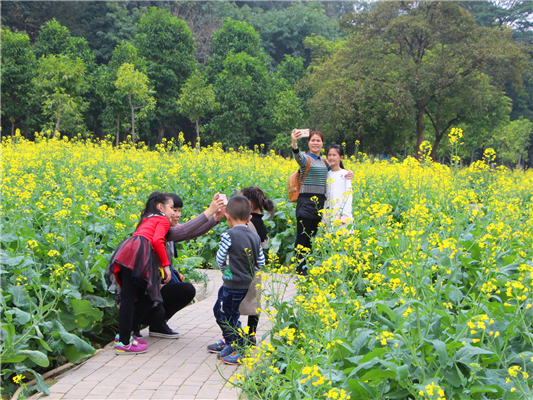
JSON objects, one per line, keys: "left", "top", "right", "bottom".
{"left": 167, "top": 193, "right": 183, "bottom": 208}
{"left": 226, "top": 195, "right": 251, "bottom": 221}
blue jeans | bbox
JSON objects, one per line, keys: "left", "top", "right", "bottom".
{"left": 213, "top": 286, "right": 248, "bottom": 346}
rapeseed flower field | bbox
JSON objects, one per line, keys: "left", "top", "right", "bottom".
{"left": 1, "top": 131, "right": 532, "bottom": 399}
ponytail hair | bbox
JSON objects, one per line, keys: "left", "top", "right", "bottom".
{"left": 241, "top": 186, "right": 275, "bottom": 219}
{"left": 136, "top": 191, "right": 171, "bottom": 229}
{"left": 327, "top": 144, "right": 345, "bottom": 169}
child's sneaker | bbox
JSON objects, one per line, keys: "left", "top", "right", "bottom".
{"left": 217, "top": 344, "right": 233, "bottom": 359}
{"left": 114, "top": 334, "right": 147, "bottom": 347}
{"left": 115, "top": 340, "right": 148, "bottom": 355}
{"left": 222, "top": 352, "right": 243, "bottom": 365}
{"left": 207, "top": 339, "right": 226, "bottom": 353}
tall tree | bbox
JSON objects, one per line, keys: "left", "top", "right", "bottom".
{"left": 0, "top": 28, "right": 37, "bottom": 136}
{"left": 177, "top": 69, "right": 217, "bottom": 148}
{"left": 209, "top": 51, "right": 272, "bottom": 148}
{"left": 491, "top": 116, "right": 532, "bottom": 167}
{"left": 114, "top": 63, "right": 156, "bottom": 145}
{"left": 134, "top": 7, "right": 196, "bottom": 144}
{"left": 96, "top": 42, "right": 147, "bottom": 145}
{"left": 307, "top": 1, "right": 530, "bottom": 158}
{"left": 206, "top": 18, "right": 267, "bottom": 80}
{"left": 31, "top": 54, "right": 89, "bottom": 136}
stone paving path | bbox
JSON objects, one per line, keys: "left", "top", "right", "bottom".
{"left": 46, "top": 270, "right": 296, "bottom": 400}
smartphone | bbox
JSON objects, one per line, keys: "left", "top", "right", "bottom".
{"left": 298, "top": 129, "right": 310, "bottom": 137}
{"left": 219, "top": 194, "right": 228, "bottom": 205}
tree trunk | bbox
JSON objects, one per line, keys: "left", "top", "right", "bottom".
{"left": 115, "top": 116, "right": 120, "bottom": 147}
{"left": 157, "top": 122, "right": 165, "bottom": 145}
{"left": 196, "top": 118, "right": 200, "bottom": 149}
{"left": 129, "top": 93, "right": 135, "bottom": 144}
{"left": 11, "top": 120, "right": 15, "bottom": 136}
{"left": 53, "top": 107, "right": 62, "bottom": 138}
{"left": 415, "top": 106, "right": 425, "bottom": 160}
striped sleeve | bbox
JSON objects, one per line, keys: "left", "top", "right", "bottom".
{"left": 257, "top": 247, "right": 266, "bottom": 269}
{"left": 292, "top": 149, "right": 309, "bottom": 170}
{"left": 216, "top": 232, "right": 231, "bottom": 269}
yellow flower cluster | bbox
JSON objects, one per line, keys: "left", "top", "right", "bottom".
{"left": 419, "top": 382, "right": 446, "bottom": 399}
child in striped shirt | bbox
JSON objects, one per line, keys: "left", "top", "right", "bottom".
{"left": 207, "top": 195, "right": 265, "bottom": 365}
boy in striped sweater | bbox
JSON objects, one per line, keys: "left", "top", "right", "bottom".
{"left": 207, "top": 195, "right": 265, "bottom": 365}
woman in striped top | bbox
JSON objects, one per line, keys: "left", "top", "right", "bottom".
{"left": 291, "top": 130, "right": 354, "bottom": 274}
{"left": 291, "top": 129, "right": 331, "bottom": 275}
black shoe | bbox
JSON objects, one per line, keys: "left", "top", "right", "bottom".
{"left": 245, "top": 334, "right": 257, "bottom": 347}
{"left": 149, "top": 323, "right": 180, "bottom": 339}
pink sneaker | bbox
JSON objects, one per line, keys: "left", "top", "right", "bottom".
{"left": 114, "top": 334, "right": 147, "bottom": 347}
{"left": 115, "top": 340, "right": 148, "bottom": 355}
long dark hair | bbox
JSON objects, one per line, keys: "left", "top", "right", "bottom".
{"left": 327, "top": 144, "right": 345, "bottom": 169}
{"left": 241, "top": 186, "right": 275, "bottom": 219}
{"left": 136, "top": 191, "right": 171, "bottom": 229}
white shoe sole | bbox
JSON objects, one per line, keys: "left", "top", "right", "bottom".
{"left": 149, "top": 332, "right": 180, "bottom": 339}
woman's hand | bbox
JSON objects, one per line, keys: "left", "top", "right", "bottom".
{"left": 163, "top": 266, "right": 171, "bottom": 284}
{"left": 205, "top": 192, "right": 226, "bottom": 219}
{"left": 291, "top": 129, "right": 301, "bottom": 149}
{"left": 345, "top": 170, "right": 354, "bottom": 180}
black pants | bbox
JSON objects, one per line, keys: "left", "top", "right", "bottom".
{"left": 140, "top": 281, "right": 196, "bottom": 327}
{"left": 295, "top": 217, "right": 320, "bottom": 275}
{"left": 119, "top": 267, "right": 161, "bottom": 345}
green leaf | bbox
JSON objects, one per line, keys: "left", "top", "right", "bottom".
{"left": 396, "top": 364, "right": 409, "bottom": 380}
{"left": 6, "top": 284, "right": 29, "bottom": 307}
{"left": 39, "top": 339, "right": 52, "bottom": 352}
{"left": 14, "top": 308, "right": 32, "bottom": 325}
{"left": 469, "top": 386, "right": 498, "bottom": 394}
{"left": 52, "top": 320, "right": 95, "bottom": 354}
{"left": 69, "top": 298, "right": 103, "bottom": 329}
{"left": 1, "top": 352, "right": 27, "bottom": 364}
{"left": 28, "top": 368, "right": 50, "bottom": 395}
{"left": 376, "top": 303, "right": 398, "bottom": 325}
{"left": 360, "top": 347, "right": 387, "bottom": 364}
{"left": 432, "top": 339, "right": 448, "bottom": 369}
{"left": 64, "top": 344, "right": 93, "bottom": 364}
{"left": 453, "top": 345, "right": 494, "bottom": 366}
{"left": 359, "top": 368, "right": 396, "bottom": 382}
{"left": 1, "top": 255, "right": 24, "bottom": 266}
{"left": 19, "top": 350, "right": 50, "bottom": 367}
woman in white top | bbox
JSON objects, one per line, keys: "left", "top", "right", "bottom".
{"left": 325, "top": 144, "right": 353, "bottom": 223}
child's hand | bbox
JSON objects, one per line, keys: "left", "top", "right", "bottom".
{"left": 214, "top": 206, "right": 226, "bottom": 222}
{"left": 345, "top": 170, "right": 354, "bottom": 180}
{"left": 163, "top": 266, "right": 171, "bottom": 284}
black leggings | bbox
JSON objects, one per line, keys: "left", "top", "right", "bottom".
{"left": 247, "top": 315, "right": 259, "bottom": 335}
{"left": 119, "top": 267, "right": 161, "bottom": 345}
{"left": 140, "top": 281, "right": 196, "bottom": 327}
{"left": 294, "top": 217, "right": 320, "bottom": 275}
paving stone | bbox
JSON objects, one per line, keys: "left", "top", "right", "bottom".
{"left": 137, "top": 381, "right": 161, "bottom": 390}
{"left": 175, "top": 384, "right": 200, "bottom": 396}
{"left": 48, "top": 383, "right": 73, "bottom": 393}
{"left": 87, "top": 386, "right": 115, "bottom": 396}
{"left": 151, "top": 389, "right": 178, "bottom": 399}
{"left": 62, "top": 388, "right": 91, "bottom": 399}
{"left": 128, "top": 389, "right": 156, "bottom": 399}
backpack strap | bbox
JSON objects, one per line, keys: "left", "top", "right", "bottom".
{"left": 300, "top": 155, "right": 312, "bottom": 183}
